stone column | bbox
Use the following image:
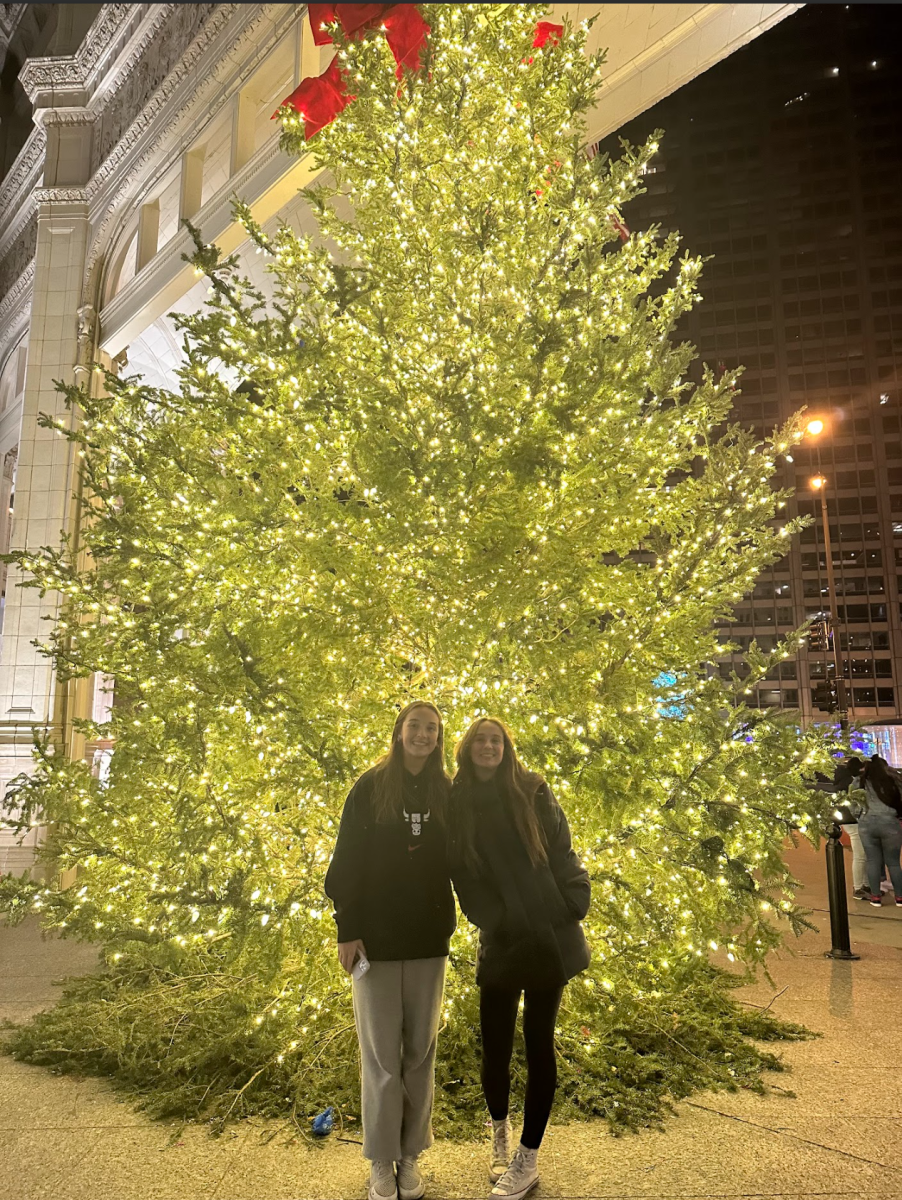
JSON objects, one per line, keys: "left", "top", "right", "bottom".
{"left": 0, "top": 68, "right": 95, "bottom": 874}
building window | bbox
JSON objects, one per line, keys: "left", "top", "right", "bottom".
{"left": 840, "top": 631, "right": 889, "bottom": 651}
{"left": 849, "top": 659, "right": 876, "bottom": 677}
{"left": 836, "top": 604, "right": 869, "bottom": 622}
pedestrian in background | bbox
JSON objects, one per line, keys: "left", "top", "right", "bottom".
{"left": 856, "top": 755, "right": 902, "bottom": 908}
{"left": 836, "top": 756, "right": 869, "bottom": 900}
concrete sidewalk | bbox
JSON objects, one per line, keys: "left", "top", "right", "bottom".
{"left": 2, "top": 837, "right": 902, "bottom": 1200}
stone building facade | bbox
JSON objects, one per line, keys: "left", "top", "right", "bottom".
{"left": 0, "top": 2, "right": 799, "bottom": 873}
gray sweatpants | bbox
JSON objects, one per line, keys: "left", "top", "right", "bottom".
{"left": 352, "top": 956, "right": 446, "bottom": 1162}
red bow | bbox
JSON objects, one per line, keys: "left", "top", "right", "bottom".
{"left": 533, "top": 21, "right": 564, "bottom": 49}
{"left": 610, "top": 215, "right": 630, "bottom": 242}
{"left": 383, "top": 5, "right": 430, "bottom": 75}
{"left": 307, "top": 3, "right": 390, "bottom": 46}
{"left": 275, "top": 4, "right": 430, "bottom": 133}
{"left": 307, "top": 2, "right": 430, "bottom": 73}
{"left": 277, "top": 56, "right": 356, "bottom": 140}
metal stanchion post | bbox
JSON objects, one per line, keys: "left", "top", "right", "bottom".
{"left": 824, "top": 820, "right": 859, "bottom": 961}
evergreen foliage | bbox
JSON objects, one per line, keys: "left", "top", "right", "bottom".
{"left": 2, "top": 4, "right": 837, "bottom": 1135}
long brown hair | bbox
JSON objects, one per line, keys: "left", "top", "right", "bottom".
{"left": 866, "top": 755, "right": 902, "bottom": 812}
{"left": 451, "top": 717, "right": 547, "bottom": 868}
{"left": 371, "top": 702, "right": 450, "bottom": 823}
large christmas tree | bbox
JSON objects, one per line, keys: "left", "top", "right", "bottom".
{"left": 2, "top": 4, "right": 837, "bottom": 1135}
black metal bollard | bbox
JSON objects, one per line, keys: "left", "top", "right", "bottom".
{"left": 824, "top": 820, "right": 859, "bottom": 961}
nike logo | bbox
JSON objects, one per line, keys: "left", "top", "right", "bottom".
{"left": 408, "top": 843, "right": 422, "bottom": 852}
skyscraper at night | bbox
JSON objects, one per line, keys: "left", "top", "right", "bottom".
{"left": 601, "top": 3, "right": 902, "bottom": 747}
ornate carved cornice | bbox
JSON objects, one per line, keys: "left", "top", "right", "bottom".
{"left": 34, "top": 187, "right": 89, "bottom": 205}
{"left": 85, "top": 4, "right": 297, "bottom": 296}
{"left": 19, "top": 56, "right": 86, "bottom": 97}
{"left": 18, "top": 5, "right": 158, "bottom": 106}
{"left": 89, "top": 6, "right": 176, "bottom": 115}
{"left": 0, "top": 262, "right": 34, "bottom": 356}
{"left": 42, "top": 109, "right": 97, "bottom": 127}
{"left": 0, "top": 127, "right": 45, "bottom": 255}
{"left": 90, "top": 4, "right": 219, "bottom": 173}
{"left": 0, "top": 218, "right": 36, "bottom": 320}
{"left": 0, "top": 126, "right": 44, "bottom": 207}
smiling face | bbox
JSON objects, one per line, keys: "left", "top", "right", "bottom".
{"left": 470, "top": 720, "right": 505, "bottom": 778}
{"left": 399, "top": 705, "right": 440, "bottom": 766}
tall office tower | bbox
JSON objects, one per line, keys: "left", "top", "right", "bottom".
{"left": 599, "top": 3, "right": 902, "bottom": 750}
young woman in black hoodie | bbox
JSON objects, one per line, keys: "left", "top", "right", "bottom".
{"left": 449, "top": 718, "right": 591, "bottom": 1200}
{"left": 325, "top": 703, "right": 456, "bottom": 1200}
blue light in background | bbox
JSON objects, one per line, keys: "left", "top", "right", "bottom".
{"left": 653, "top": 670, "right": 686, "bottom": 719}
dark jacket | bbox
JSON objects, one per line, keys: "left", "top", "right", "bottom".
{"left": 451, "top": 779, "right": 591, "bottom": 989}
{"left": 324, "top": 767, "right": 457, "bottom": 961}
{"left": 833, "top": 763, "right": 863, "bottom": 793}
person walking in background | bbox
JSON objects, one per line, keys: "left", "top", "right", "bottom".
{"left": 835, "top": 757, "right": 869, "bottom": 900}
{"left": 324, "top": 703, "right": 456, "bottom": 1200}
{"left": 449, "top": 717, "right": 591, "bottom": 1200}
{"left": 856, "top": 755, "right": 902, "bottom": 909}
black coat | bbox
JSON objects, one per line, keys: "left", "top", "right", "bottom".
{"left": 451, "top": 780, "right": 591, "bottom": 990}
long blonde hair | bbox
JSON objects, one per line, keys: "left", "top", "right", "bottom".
{"left": 451, "top": 717, "right": 547, "bottom": 867}
{"left": 371, "top": 702, "right": 450, "bottom": 823}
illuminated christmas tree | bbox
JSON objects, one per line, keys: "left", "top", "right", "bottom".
{"left": 2, "top": 4, "right": 837, "bottom": 1133}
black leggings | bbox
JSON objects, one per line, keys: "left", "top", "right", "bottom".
{"left": 479, "top": 985, "right": 564, "bottom": 1150}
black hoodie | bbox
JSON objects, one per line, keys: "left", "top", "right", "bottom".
{"left": 324, "top": 767, "right": 457, "bottom": 960}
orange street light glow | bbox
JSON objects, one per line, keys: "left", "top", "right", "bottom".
{"left": 806, "top": 419, "right": 825, "bottom": 436}
{"left": 810, "top": 475, "right": 826, "bottom": 490}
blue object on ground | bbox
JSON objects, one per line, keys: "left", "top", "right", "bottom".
{"left": 312, "top": 1106, "right": 334, "bottom": 1136}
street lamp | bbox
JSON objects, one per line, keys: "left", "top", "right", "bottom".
{"left": 809, "top": 472, "right": 850, "bottom": 729}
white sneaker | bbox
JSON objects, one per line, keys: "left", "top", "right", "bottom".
{"left": 491, "top": 1144, "right": 539, "bottom": 1200}
{"left": 880, "top": 880, "right": 893, "bottom": 893}
{"left": 489, "top": 1117, "right": 513, "bottom": 1183}
{"left": 396, "top": 1156, "right": 425, "bottom": 1200}
{"left": 368, "top": 1160, "right": 397, "bottom": 1200}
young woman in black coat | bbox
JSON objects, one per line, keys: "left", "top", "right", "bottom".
{"left": 324, "top": 702, "right": 456, "bottom": 1200}
{"left": 449, "top": 718, "right": 591, "bottom": 1200}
